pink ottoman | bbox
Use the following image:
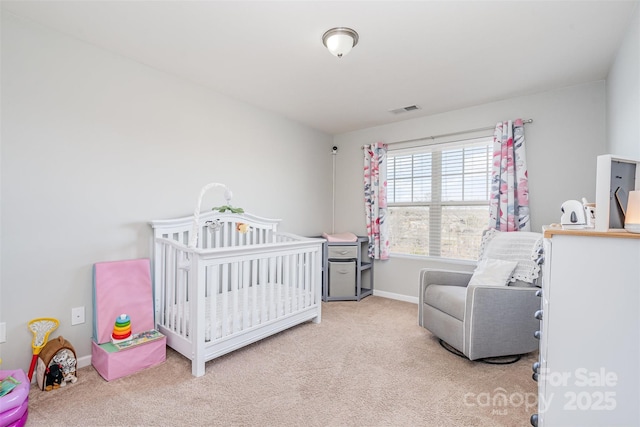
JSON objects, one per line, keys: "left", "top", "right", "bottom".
{"left": 92, "top": 259, "right": 166, "bottom": 381}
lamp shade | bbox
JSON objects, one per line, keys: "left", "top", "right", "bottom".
{"left": 625, "top": 190, "right": 640, "bottom": 233}
{"left": 322, "top": 27, "right": 359, "bottom": 58}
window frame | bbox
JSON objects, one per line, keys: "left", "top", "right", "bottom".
{"left": 386, "top": 136, "right": 493, "bottom": 260}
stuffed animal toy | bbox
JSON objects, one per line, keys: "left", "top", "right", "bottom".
{"left": 235, "top": 222, "right": 250, "bottom": 233}
{"left": 63, "top": 372, "right": 78, "bottom": 385}
{"left": 44, "top": 363, "right": 64, "bottom": 391}
{"left": 52, "top": 348, "right": 77, "bottom": 385}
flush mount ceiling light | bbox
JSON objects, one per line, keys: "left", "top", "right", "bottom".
{"left": 322, "top": 27, "right": 359, "bottom": 58}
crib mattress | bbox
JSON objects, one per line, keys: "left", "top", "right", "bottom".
{"left": 164, "top": 282, "right": 313, "bottom": 342}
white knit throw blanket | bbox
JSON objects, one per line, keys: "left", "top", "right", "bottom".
{"left": 479, "top": 229, "right": 543, "bottom": 283}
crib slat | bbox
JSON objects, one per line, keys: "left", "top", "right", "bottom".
{"left": 242, "top": 260, "right": 250, "bottom": 330}
{"left": 251, "top": 257, "right": 258, "bottom": 327}
{"left": 174, "top": 248, "right": 182, "bottom": 334}
{"left": 266, "top": 257, "right": 274, "bottom": 321}
{"left": 276, "top": 256, "right": 282, "bottom": 317}
{"left": 260, "top": 257, "right": 267, "bottom": 324}
{"left": 214, "top": 225, "right": 221, "bottom": 249}
{"left": 311, "top": 248, "right": 318, "bottom": 305}
{"left": 221, "top": 262, "right": 229, "bottom": 337}
{"left": 170, "top": 246, "right": 177, "bottom": 333}
{"left": 167, "top": 246, "right": 176, "bottom": 333}
{"left": 203, "top": 265, "right": 211, "bottom": 342}
{"left": 211, "top": 265, "right": 218, "bottom": 341}
{"left": 165, "top": 245, "right": 172, "bottom": 331}
{"left": 283, "top": 255, "right": 290, "bottom": 315}
{"left": 179, "top": 252, "right": 188, "bottom": 339}
{"left": 230, "top": 223, "right": 237, "bottom": 247}
{"left": 293, "top": 252, "right": 300, "bottom": 311}
{"left": 225, "top": 222, "right": 231, "bottom": 247}
{"left": 231, "top": 261, "right": 239, "bottom": 333}
{"left": 164, "top": 247, "right": 176, "bottom": 331}
{"left": 297, "top": 253, "right": 304, "bottom": 310}
{"left": 302, "top": 252, "right": 313, "bottom": 307}
{"left": 202, "top": 225, "right": 208, "bottom": 249}
{"left": 158, "top": 244, "right": 166, "bottom": 327}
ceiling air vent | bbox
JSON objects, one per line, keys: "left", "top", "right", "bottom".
{"left": 389, "top": 105, "right": 422, "bottom": 114}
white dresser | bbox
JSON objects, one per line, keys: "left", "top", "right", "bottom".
{"left": 535, "top": 228, "right": 640, "bottom": 426}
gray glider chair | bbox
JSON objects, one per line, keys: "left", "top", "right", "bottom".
{"left": 419, "top": 229, "right": 543, "bottom": 361}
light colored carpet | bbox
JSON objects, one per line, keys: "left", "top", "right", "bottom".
{"left": 27, "top": 296, "right": 537, "bottom": 426}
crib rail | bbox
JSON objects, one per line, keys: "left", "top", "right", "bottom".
{"left": 151, "top": 211, "right": 281, "bottom": 249}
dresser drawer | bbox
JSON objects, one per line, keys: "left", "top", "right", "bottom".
{"left": 328, "top": 245, "right": 358, "bottom": 260}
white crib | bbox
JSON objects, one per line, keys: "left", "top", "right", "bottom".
{"left": 150, "top": 185, "right": 323, "bottom": 377}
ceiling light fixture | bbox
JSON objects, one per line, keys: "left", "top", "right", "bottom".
{"left": 322, "top": 27, "right": 359, "bottom": 58}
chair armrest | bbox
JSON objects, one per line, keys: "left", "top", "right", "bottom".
{"left": 463, "top": 285, "right": 540, "bottom": 360}
{"left": 420, "top": 268, "right": 472, "bottom": 288}
{"left": 418, "top": 268, "right": 473, "bottom": 326}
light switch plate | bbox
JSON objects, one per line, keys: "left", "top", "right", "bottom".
{"left": 0, "top": 322, "right": 6, "bottom": 343}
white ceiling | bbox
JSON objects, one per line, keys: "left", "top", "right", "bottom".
{"left": 2, "top": 0, "right": 638, "bottom": 135}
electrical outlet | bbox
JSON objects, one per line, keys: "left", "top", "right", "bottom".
{"left": 0, "top": 322, "right": 6, "bottom": 343}
{"left": 71, "top": 307, "right": 85, "bottom": 325}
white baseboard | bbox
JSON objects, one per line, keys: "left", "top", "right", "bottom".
{"left": 373, "top": 290, "right": 418, "bottom": 304}
{"left": 77, "top": 354, "right": 92, "bottom": 369}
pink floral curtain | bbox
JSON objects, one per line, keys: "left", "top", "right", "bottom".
{"left": 489, "top": 119, "right": 531, "bottom": 232}
{"left": 364, "top": 142, "right": 390, "bottom": 260}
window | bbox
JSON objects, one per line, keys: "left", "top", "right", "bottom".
{"left": 386, "top": 137, "right": 492, "bottom": 260}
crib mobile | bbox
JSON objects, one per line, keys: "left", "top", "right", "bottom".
{"left": 190, "top": 183, "right": 251, "bottom": 248}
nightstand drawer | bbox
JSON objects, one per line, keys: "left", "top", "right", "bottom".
{"left": 328, "top": 245, "right": 357, "bottom": 260}
{"left": 329, "top": 261, "right": 356, "bottom": 297}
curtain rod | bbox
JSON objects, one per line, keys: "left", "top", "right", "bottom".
{"left": 362, "top": 118, "right": 533, "bottom": 148}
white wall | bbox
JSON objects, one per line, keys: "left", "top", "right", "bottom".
{"left": 607, "top": 4, "right": 639, "bottom": 159}
{"left": 0, "top": 13, "right": 333, "bottom": 371}
{"left": 333, "top": 82, "right": 608, "bottom": 300}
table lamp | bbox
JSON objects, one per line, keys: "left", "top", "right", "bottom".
{"left": 625, "top": 190, "right": 640, "bottom": 233}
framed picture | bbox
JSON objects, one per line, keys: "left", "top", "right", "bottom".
{"left": 595, "top": 154, "right": 640, "bottom": 230}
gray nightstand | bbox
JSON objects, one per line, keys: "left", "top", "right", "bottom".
{"left": 321, "top": 236, "right": 373, "bottom": 301}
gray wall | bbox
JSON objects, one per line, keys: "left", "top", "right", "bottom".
{"left": 333, "top": 82, "right": 608, "bottom": 300}
{"left": 0, "top": 13, "right": 333, "bottom": 371}
{"left": 607, "top": 4, "right": 639, "bottom": 159}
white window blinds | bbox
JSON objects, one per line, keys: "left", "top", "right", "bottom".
{"left": 387, "top": 136, "right": 492, "bottom": 259}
